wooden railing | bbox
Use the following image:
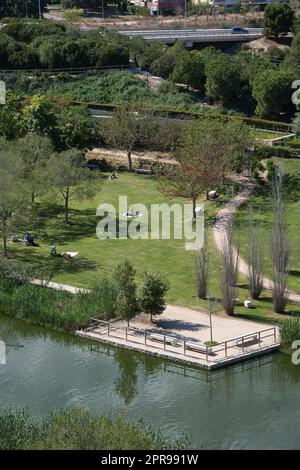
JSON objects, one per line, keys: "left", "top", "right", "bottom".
{"left": 86, "top": 319, "right": 278, "bottom": 363}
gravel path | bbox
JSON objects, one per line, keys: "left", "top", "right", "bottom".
{"left": 212, "top": 176, "right": 300, "bottom": 303}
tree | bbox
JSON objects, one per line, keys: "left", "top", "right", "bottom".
{"left": 138, "top": 272, "right": 169, "bottom": 323}
{"left": 0, "top": 93, "right": 25, "bottom": 140}
{"left": 247, "top": 207, "right": 264, "bottom": 300}
{"left": 0, "top": 0, "right": 47, "bottom": 18}
{"left": 48, "top": 149, "right": 99, "bottom": 224}
{"left": 293, "top": 113, "right": 300, "bottom": 137}
{"left": 112, "top": 259, "right": 138, "bottom": 326}
{"left": 171, "top": 50, "right": 205, "bottom": 91}
{"left": 220, "top": 215, "right": 239, "bottom": 316}
{"left": 205, "top": 54, "right": 242, "bottom": 105}
{"left": 252, "top": 68, "right": 297, "bottom": 118}
{"left": 23, "top": 96, "right": 56, "bottom": 136}
{"left": 271, "top": 171, "right": 289, "bottom": 314}
{"left": 56, "top": 105, "right": 98, "bottom": 151}
{"left": 102, "top": 105, "right": 155, "bottom": 172}
{"left": 158, "top": 119, "right": 253, "bottom": 218}
{"left": 150, "top": 42, "right": 185, "bottom": 79}
{"left": 195, "top": 236, "right": 209, "bottom": 300}
{"left": 264, "top": 3, "right": 295, "bottom": 39}
{"left": 15, "top": 134, "right": 53, "bottom": 203}
{"left": 0, "top": 141, "right": 27, "bottom": 257}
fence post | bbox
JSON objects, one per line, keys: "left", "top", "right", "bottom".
{"left": 225, "top": 341, "right": 228, "bottom": 357}
{"left": 258, "top": 331, "right": 261, "bottom": 347}
{"left": 108, "top": 321, "right": 110, "bottom": 336}
{"left": 206, "top": 346, "right": 208, "bottom": 362}
{"left": 125, "top": 327, "right": 128, "bottom": 341}
{"left": 164, "top": 335, "right": 166, "bottom": 351}
{"left": 242, "top": 336, "right": 244, "bottom": 352}
{"left": 274, "top": 328, "right": 276, "bottom": 342}
{"left": 144, "top": 331, "right": 147, "bottom": 346}
{"left": 183, "top": 341, "right": 186, "bottom": 356}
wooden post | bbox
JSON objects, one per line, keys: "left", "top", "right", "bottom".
{"left": 225, "top": 341, "right": 228, "bottom": 357}
{"left": 144, "top": 331, "right": 147, "bottom": 345}
{"left": 108, "top": 321, "right": 110, "bottom": 336}
{"left": 274, "top": 328, "right": 276, "bottom": 342}
{"left": 242, "top": 336, "right": 244, "bottom": 352}
{"left": 125, "top": 327, "right": 128, "bottom": 341}
{"left": 206, "top": 346, "right": 208, "bottom": 362}
{"left": 183, "top": 341, "right": 186, "bottom": 356}
{"left": 164, "top": 335, "right": 166, "bottom": 350}
{"left": 258, "top": 331, "right": 261, "bottom": 347}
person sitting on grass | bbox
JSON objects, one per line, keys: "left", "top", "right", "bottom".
{"left": 50, "top": 245, "right": 78, "bottom": 259}
{"left": 23, "top": 233, "right": 38, "bottom": 247}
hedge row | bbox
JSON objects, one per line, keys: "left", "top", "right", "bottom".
{"left": 71, "top": 101, "right": 293, "bottom": 132}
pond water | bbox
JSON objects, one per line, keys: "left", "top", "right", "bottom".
{"left": 0, "top": 315, "right": 299, "bottom": 450}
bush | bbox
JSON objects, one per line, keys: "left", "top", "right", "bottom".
{"left": 280, "top": 317, "right": 300, "bottom": 347}
{"left": 0, "top": 407, "right": 187, "bottom": 450}
{"left": 0, "top": 276, "right": 118, "bottom": 330}
{"left": 64, "top": 9, "right": 84, "bottom": 21}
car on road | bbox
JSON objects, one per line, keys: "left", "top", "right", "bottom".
{"left": 230, "top": 27, "right": 249, "bottom": 34}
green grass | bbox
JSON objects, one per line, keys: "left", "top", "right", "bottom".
{"left": 252, "top": 129, "right": 287, "bottom": 140}
{"left": 5, "top": 170, "right": 300, "bottom": 322}
{"left": 234, "top": 157, "right": 300, "bottom": 294}
{"left": 7, "top": 173, "right": 226, "bottom": 308}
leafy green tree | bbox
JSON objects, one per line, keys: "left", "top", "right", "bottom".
{"left": 252, "top": 68, "right": 297, "bottom": 118}
{"left": 0, "top": 92, "right": 25, "bottom": 140}
{"left": 158, "top": 119, "right": 253, "bottom": 217}
{"left": 150, "top": 42, "right": 185, "bottom": 79}
{"left": 0, "top": 0, "right": 47, "bottom": 18}
{"left": 133, "top": 41, "right": 164, "bottom": 71}
{"left": 102, "top": 105, "right": 155, "bottom": 172}
{"left": 56, "top": 105, "right": 98, "bottom": 151}
{"left": 172, "top": 50, "right": 205, "bottom": 91}
{"left": 285, "top": 32, "right": 300, "bottom": 71}
{"left": 264, "top": 3, "right": 295, "bottom": 38}
{"left": 23, "top": 96, "right": 56, "bottom": 136}
{"left": 112, "top": 259, "right": 138, "bottom": 326}
{"left": 0, "top": 141, "right": 27, "bottom": 257}
{"left": 138, "top": 272, "right": 169, "bottom": 323}
{"left": 47, "top": 148, "right": 99, "bottom": 224}
{"left": 15, "top": 134, "right": 53, "bottom": 203}
{"left": 205, "top": 54, "right": 242, "bottom": 105}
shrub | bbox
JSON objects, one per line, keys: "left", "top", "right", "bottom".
{"left": 280, "top": 317, "right": 300, "bottom": 347}
{"left": 0, "top": 407, "right": 187, "bottom": 450}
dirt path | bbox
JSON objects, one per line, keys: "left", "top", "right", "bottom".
{"left": 212, "top": 176, "right": 300, "bottom": 303}
{"left": 87, "top": 147, "right": 174, "bottom": 166}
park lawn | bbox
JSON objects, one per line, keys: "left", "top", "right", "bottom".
{"left": 8, "top": 172, "right": 226, "bottom": 309}
{"left": 6, "top": 171, "right": 299, "bottom": 320}
{"left": 234, "top": 157, "right": 300, "bottom": 294}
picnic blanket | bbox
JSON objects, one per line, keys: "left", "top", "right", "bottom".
{"left": 63, "top": 252, "right": 78, "bottom": 258}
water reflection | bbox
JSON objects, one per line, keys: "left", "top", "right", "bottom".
{"left": 114, "top": 349, "right": 138, "bottom": 406}
{"left": 1, "top": 315, "right": 300, "bottom": 449}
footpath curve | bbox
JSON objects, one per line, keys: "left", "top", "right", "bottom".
{"left": 212, "top": 176, "right": 300, "bottom": 304}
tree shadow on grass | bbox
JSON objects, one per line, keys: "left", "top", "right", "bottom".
{"left": 10, "top": 249, "right": 98, "bottom": 279}
{"left": 289, "top": 270, "right": 300, "bottom": 277}
{"left": 17, "top": 203, "right": 98, "bottom": 246}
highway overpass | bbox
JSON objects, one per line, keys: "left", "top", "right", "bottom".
{"left": 118, "top": 28, "right": 264, "bottom": 46}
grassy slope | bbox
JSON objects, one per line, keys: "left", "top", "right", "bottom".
{"left": 6, "top": 171, "right": 300, "bottom": 321}
{"left": 234, "top": 157, "right": 300, "bottom": 294}
{"left": 8, "top": 173, "right": 224, "bottom": 308}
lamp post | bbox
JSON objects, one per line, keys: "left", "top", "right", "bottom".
{"left": 208, "top": 296, "right": 213, "bottom": 344}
